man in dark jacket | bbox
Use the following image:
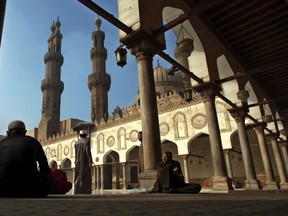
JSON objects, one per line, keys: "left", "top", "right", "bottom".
{"left": 153, "top": 151, "right": 201, "bottom": 194}
{"left": 74, "top": 129, "right": 93, "bottom": 194}
{"left": 0, "top": 120, "right": 51, "bottom": 197}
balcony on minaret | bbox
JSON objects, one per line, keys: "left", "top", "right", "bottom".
{"left": 88, "top": 73, "right": 111, "bottom": 91}
{"left": 44, "top": 52, "right": 64, "bottom": 65}
{"left": 90, "top": 47, "right": 107, "bottom": 60}
{"left": 41, "top": 79, "right": 64, "bottom": 93}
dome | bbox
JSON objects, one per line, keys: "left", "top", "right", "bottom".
{"left": 153, "top": 65, "right": 185, "bottom": 95}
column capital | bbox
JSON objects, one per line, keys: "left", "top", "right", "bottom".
{"left": 266, "top": 133, "right": 279, "bottom": 141}
{"left": 192, "top": 82, "right": 220, "bottom": 102}
{"left": 247, "top": 122, "right": 267, "bottom": 134}
{"left": 223, "top": 149, "right": 231, "bottom": 154}
{"left": 278, "top": 140, "right": 288, "bottom": 146}
{"left": 130, "top": 40, "right": 156, "bottom": 61}
{"left": 228, "top": 107, "right": 247, "bottom": 123}
{"left": 182, "top": 154, "right": 189, "bottom": 160}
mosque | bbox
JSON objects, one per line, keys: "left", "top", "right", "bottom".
{"left": 23, "top": 1, "right": 288, "bottom": 193}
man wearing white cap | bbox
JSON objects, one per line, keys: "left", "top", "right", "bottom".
{"left": 74, "top": 129, "right": 93, "bottom": 194}
{"left": 0, "top": 120, "right": 52, "bottom": 197}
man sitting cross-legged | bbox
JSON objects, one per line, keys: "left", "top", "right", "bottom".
{"left": 152, "top": 151, "right": 201, "bottom": 194}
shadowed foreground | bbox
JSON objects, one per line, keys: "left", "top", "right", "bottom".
{"left": 0, "top": 192, "right": 287, "bottom": 216}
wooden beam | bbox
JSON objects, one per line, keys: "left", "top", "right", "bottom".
{"left": 215, "top": 73, "right": 246, "bottom": 84}
{"left": 77, "top": 0, "right": 131, "bottom": 34}
{"left": 153, "top": 0, "right": 226, "bottom": 37}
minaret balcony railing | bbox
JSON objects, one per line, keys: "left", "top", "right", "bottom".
{"left": 90, "top": 48, "right": 107, "bottom": 60}
{"left": 88, "top": 73, "right": 111, "bottom": 91}
{"left": 41, "top": 79, "right": 64, "bottom": 93}
{"left": 44, "top": 52, "right": 64, "bottom": 65}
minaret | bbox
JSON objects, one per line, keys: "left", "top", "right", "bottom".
{"left": 38, "top": 17, "right": 64, "bottom": 140}
{"left": 88, "top": 16, "right": 111, "bottom": 123}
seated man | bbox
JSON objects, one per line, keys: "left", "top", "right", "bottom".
{"left": 50, "top": 168, "right": 72, "bottom": 194}
{"left": 0, "top": 120, "right": 52, "bottom": 197}
{"left": 152, "top": 151, "right": 201, "bottom": 194}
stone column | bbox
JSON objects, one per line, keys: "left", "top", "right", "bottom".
{"left": 251, "top": 123, "right": 278, "bottom": 189}
{"left": 115, "top": 163, "right": 120, "bottom": 189}
{"left": 122, "top": 163, "right": 127, "bottom": 190}
{"left": 223, "top": 149, "right": 234, "bottom": 180}
{"left": 229, "top": 107, "right": 260, "bottom": 190}
{"left": 93, "top": 166, "right": 97, "bottom": 191}
{"left": 96, "top": 166, "right": 100, "bottom": 190}
{"left": 279, "top": 141, "right": 288, "bottom": 174}
{"left": 193, "top": 83, "right": 233, "bottom": 191}
{"left": 72, "top": 168, "right": 75, "bottom": 192}
{"left": 130, "top": 40, "right": 162, "bottom": 188}
{"left": 267, "top": 134, "right": 288, "bottom": 189}
{"left": 182, "top": 155, "right": 190, "bottom": 183}
{"left": 100, "top": 165, "right": 104, "bottom": 190}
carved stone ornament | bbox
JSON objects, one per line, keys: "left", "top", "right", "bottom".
{"left": 191, "top": 113, "right": 207, "bottom": 129}
{"left": 160, "top": 123, "right": 169, "bottom": 136}
{"left": 107, "top": 136, "right": 115, "bottom": 147}
{"left": 64, "top": 146, "right": 69, "bottom": 156}
{"left": 51, "top": 149, "right": 56, "bottom": 158}
{"left": 129, "top": 130, "right": 139, "bottom": 142}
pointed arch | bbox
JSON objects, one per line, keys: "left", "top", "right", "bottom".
{"left": 126, "top": 145, "right": 140, "bottom": 162}
{"left": 161, "top": 139, "right": 179, "bottom": 155}
{"left": 162, "top": 6, "right": 208, "bottom": 86}
{"left": 217, "top": 54, "right": 239, "bottom": 104}
{"left": 102, "top": 150, "right": 120, "bottom": 189}
{"left": 245, "top": 81, "right": 261, "bottom": 121}
{"left": 187, "top": 132, "right": 213, "bottom": 184}
{"left": 61, "top": 158, "right": 72, "bottom": 169}
{"left": 49, "top": 160, "right": 58, "bottom": 169}
{"left": 103, "top": 150, "right": 120, "bottom": 164}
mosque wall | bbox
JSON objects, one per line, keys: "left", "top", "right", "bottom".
{"left": 41, "top": 95, "right": 248, "bottom": 189}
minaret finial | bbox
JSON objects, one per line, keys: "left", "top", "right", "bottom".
{"left": 55, "top": 16, "right": 61, "bottom": 29}
{"left": 50, "top": 21, "right": 55, "bottom": 34}
{"left": 95, "top": 15, "right": 102, "bottom": 30}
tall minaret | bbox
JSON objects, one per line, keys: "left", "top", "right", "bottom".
{"left": 38, "top": 17, "right": 64, "bottom": 140}
{"left": 88, "top": 16, "right": 111, "bottom": 123}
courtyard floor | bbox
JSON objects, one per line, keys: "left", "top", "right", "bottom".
{"left": 0, "top": 190, "right": 287, "bottom": 216}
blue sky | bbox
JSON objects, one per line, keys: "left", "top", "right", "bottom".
{"left": 0, "top": 0, "right": 176, "bottom": 135}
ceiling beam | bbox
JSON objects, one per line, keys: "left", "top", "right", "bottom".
{"left": 152, "top": 0, "right": 226, "bottom": 37}
{"left": 247, "top": 95, "right": 288, "bottom": 108}
{"left": 246, "top": 58, "right": 288, "bottom": 75}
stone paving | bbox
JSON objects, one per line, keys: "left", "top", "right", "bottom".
{"left": 0, "top": 191, "right": 287, "bottom": 216}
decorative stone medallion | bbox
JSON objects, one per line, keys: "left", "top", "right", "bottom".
{"left": 160, "top": 123, "right": 169, "bottom": 136}
{"left": 129, "top": 130, "right": 139, "bottom": 142}
{"left": 191, "top": 113, "right": 207, "bottom": 129}
{"left": 64, "top": 146, "right": 69, "bottom": 156}
{"left": 107, "top": 136, "right": 115, "bottom": 147}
